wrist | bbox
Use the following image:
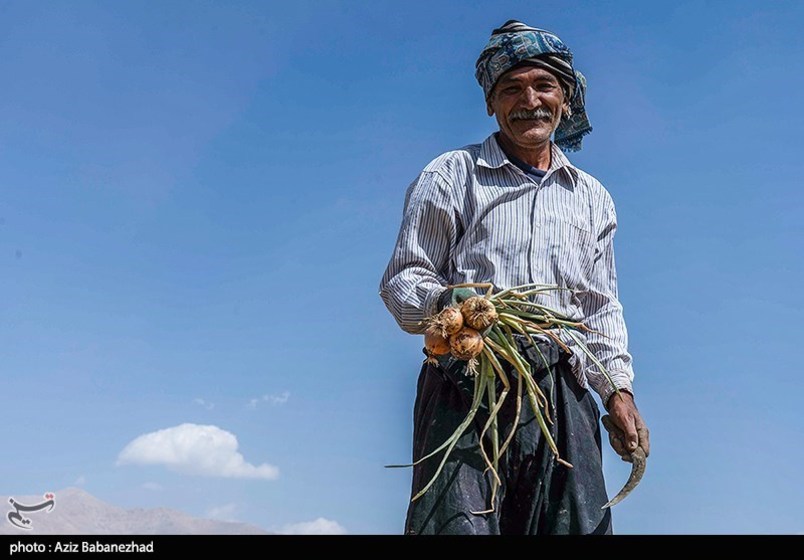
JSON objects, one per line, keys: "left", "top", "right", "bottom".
{"left": 437, "top": 287, "right": 477, "bottom": 311}
{"left": 425, "top": 286, "right": 449, "bottom": 317}
{"left": 605, "top": 388, "right": 634, "bottom": 411}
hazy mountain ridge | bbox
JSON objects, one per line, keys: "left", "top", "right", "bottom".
{"left": 0, "top": 487, "right": 268, "bottom": 535}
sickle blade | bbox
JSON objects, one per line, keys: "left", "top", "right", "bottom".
{"left": 602, "top": 447, "right": 646, "bottom": 509}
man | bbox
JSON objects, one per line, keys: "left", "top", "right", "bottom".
{"left": 379, "top": 20, "right": 650, "bottom": 535}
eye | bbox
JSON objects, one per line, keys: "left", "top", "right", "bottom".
{"left": 501, "top": 86, "right": 520, "bottom": 95}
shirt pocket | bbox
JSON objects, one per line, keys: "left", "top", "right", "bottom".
{"left": 530, "top": 213, "right": 594, "bottom": 289}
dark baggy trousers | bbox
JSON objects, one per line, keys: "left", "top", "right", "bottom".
{"left": 404, "top": 336, "right": 612, "bottom": 535}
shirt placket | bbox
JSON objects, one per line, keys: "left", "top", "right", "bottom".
{"left": 518, "top": 166, "right": 545, "bottom": 285}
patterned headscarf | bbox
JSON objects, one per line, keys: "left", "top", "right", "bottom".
{"left": 475, "top": 20, "right": 592, "bottom": 152}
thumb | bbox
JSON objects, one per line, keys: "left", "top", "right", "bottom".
{"left": 623, "top": 416, "right": 638, "bottom": 452}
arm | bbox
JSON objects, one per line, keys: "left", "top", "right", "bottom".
{"left": 378, "top": 171, "right": 458, "bottom": 334}
{"left": 580, "top": 189, "right": 634, "bottom": 404}
{"left": 580, "top": 189, "right": 649, "bottom": 458}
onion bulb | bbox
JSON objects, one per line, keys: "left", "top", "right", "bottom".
{"left": 425, "top": 306, "right": 464, "bottom": 339}
{"left": 449, "top": 327, "right": 484, "bottom": 361}
{"left": 460, "top": 296, "right": 498, "bottom": 331}
{"left": 424, "top": 331, "right": 451, "bottom": 356}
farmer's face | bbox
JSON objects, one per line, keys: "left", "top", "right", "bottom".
{"left": 486, "top": 65, "right": 569, "bottom": 150}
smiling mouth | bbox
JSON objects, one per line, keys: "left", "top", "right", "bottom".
{"left": 511, "top": 117, "right": 551, "bottom": 125}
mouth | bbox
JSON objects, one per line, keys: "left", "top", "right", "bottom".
{"left": 510, "top": 116, "right": 552, "bottom": 129}
{"left": 510, "top": 112, "right": 553, "bottom": 125}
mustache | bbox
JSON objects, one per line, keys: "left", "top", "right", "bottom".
{"left": 510, "top": 108, "right": 554, "bottom": 121}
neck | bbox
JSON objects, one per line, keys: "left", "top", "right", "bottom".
{"left": 496, "top": 132, "right": 552, "bottom": 170}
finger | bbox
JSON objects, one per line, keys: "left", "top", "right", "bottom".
{"left": 637, "top": 424, "right": 650, "bottom": 458}
{"left": 607, "top": 411, "right": 637, "bottom": 453}
{"left": 633, "top": 412, "right": 650, "bottom": 457}
{"left": 601, "top": 415, "right": 622, "bottom": 437}
{"left": 602, "top": 416, "right": 629, "bottom": 458}
{"left": 607, "top": 430, "right": 627, "bottom": 457}
{"left": 610, "top": 432, "right": 632, "bottom": 462}
{"left": 621, "top": 414, "right": 638, "bottom": 453}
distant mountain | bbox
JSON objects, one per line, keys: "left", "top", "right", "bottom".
{"left": 0, "top": 488, "right": 268, "bottom": 535}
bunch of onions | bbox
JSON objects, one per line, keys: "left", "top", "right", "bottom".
{"left": 423, "top": 296, "right": 497, "bottom": 373}
{"left": 389, "top": 282, "right": 631, "bottom": 514}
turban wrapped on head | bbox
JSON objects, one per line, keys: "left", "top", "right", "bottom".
{"left": 475, "top": 20, "right": 592, "bottom": 152}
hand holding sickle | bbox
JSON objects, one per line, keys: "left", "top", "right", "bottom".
{"left": 600, "top": 391, "right": 650, "bottom": 508}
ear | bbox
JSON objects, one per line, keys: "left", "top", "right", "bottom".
{"left": 486, "top": 98, "right": 495, "bottom": 117}
{"left": 562, "top": 101, "right": 572, "bottom": 119}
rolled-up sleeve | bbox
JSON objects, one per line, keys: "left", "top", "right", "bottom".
{"left": 579, "top": 189, "right": 635, "bottom": 404}
{"left": 379, "top": 171, "right": 457, "bottom": 334}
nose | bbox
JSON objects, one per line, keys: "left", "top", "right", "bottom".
{"left": 521, "top": 86, "right": 540, "bottom": 109}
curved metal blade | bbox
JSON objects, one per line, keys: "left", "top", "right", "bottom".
{"left": 602, "top": 446, "right": 646, "bottom": 508}
{"left": 600, "top": 415, "right": 647, "bottom": 508}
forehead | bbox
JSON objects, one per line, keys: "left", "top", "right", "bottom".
{"left": 497, "top": 65, "right": 560, "bottom": 84}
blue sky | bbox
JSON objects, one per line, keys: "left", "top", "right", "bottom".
{"left": 1, "top": 0, "right": 802, "bottom": 534}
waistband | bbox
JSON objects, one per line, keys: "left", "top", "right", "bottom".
{"left": 432, "top": 332, "right": 564, "bottom": 375}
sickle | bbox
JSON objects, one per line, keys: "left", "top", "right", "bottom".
{"left": 600, "top": 415, "right": 647, "bottom": 509}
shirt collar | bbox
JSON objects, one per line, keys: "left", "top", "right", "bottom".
{"left": 477, "top": 133, "right": 580, "bottom": 186}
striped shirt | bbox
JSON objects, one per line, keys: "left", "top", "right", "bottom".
{"left": 378, "top": 133, "right": 634, "bottom": 403}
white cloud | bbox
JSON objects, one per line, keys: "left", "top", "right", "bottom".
{"left": 206, "top": 503, "right": 238, "bottom": 522}
{"left": 278, "top": 518, "right": 346, "bottom": 535}
{"left": 247, "top": 391, "right": 290, "bottom": 409}
{"left": 73, "top": 475, "right": 86, "bottom": 486}
{"left": 193, "top": 398, "right": 215, "bottom": 410}
{"left": 266, "top": 391, "right": 290, "bottom": 405}
{"left": 117, "top": 423, "right": 279, "bottom": 480}
{"left": 141, "top": 482, "right": 162, "bottom": 491}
